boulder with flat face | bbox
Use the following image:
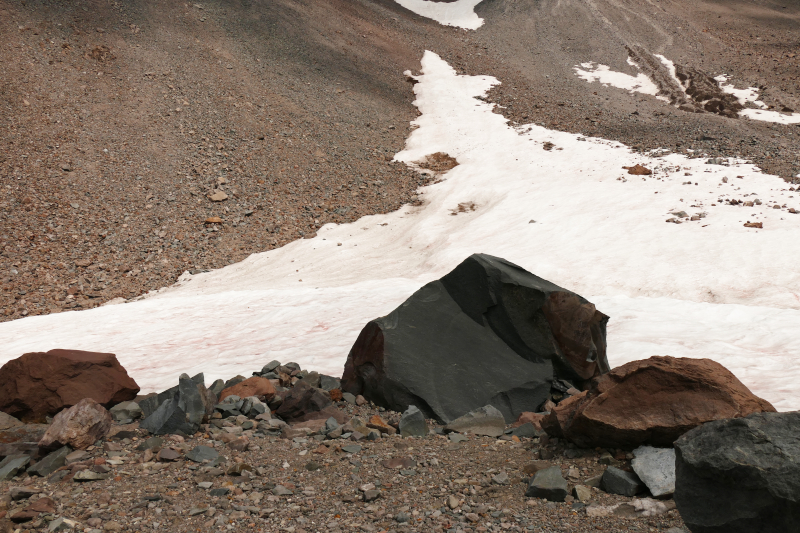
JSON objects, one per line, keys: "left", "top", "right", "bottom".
{"left": 542, "top": 356, "right": 775, "bottom": 449}
{"left": 674, "top": 411, "right": 800, "bottom": 533}
{"left": 38, "top": 398, "right": 113, "bottom": 451}
{"left": 341, "top": 254, "right": 610, "bottom": 423}
{"left": 0, "top": 349, "right": 139, "bottom": 422}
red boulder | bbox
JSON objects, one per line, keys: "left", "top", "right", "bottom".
{"left": 218, "top": 376, "right": 276, "bottom": 402}
{"left": 0, "top": 349, "right": 140, "bottom": 422}
{"left": 542, "top": 356, "right": 775, "bottom": 449}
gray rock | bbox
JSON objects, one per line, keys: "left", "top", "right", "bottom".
{"left": 48, "top": 517, "right": 78, "bottom": 531}
{"left": 632, "top": 446, "right": 676, "bottom": 497}
{"left": 73, "top": 470, "right": 110, "bottom": 481}
{"left": 601, "top": 466, "right": 644, "bottom": 497}
{"left": 223, "top": 375, "right": 245, "bottom": 389}
{"left": 109, "top": 401, "right": 143, "bottom": 422}
{"left": 261, "top": 360, "right": 281, "bottom": 374}
{"left": 573, "top": 485, "right": 592, "bottom": 502}
{"left": 363, "top": 489, "right": 381, "bottom": 502}
{"left": 448, "top": 433, "right": 468, "bottom": 443}
{"left": 136, "top": 436, "right": 164, "bottom": 451}
{"left": 508, "top": 422, "right": 541, "bottom": 438}
{"left": 0, "top": 411, "right": 22, "bottom": 430}
{"left": 341, "top": 445, "right": 362, "bottom": 454}
{"left": 445, "top": 405, "right": 505, "bottom": 437}
{"left": 28, "top": 446, "right": 71, "bottom": 477}
{"left": 139, "top": 397, "right": 195, "bottom": 436}
{"left": 0, "top": 455, "right": 30, "bottom": 480}
{"left": 209, "top": 379, "right": 226, "bottom": 398}
{"left": 178, "top": 374, "right": 207, "bottom": 427}
{"left": 272, "top": 485, "right": 293, "bottom": 496}
{"left": 399, "top": 405, "right": 428, "bottom": 438}
{"left": 675, "top": 411, "right": 800, "bottom": 533}
{"left": 492, "top": 472, "right": 510, "bottom": 485}
{"left": 525, "top": 466, "right": 568, "bottom": 501}
{"left": 186, "top": 445, "right": 219, "bottom": 463}
{"left": 302, "top": 371, "right": 321, "bottom": 388}
{"left": 322, "top": 417, "right": 340, "bottom": 434}
{"left": 341, "top": 254, "right": 610, "bottom": 424}
{"left": 209, "top": 488, "right": 229, "bottom": 497}
{"left": 342, "top": 392, "right": 357, "bottom": 405}
{"left": 320, "top": 375, "right": 341, "bottom": 391}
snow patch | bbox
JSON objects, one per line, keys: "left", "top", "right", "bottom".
{"left": 573, "top": 60, "right": 666, "bottom": 100}
{"left": 392, "top": 0, "right": 484, "bottom": 30}
{"left": 1, "top": 52, "right": 799, "bottom": 410}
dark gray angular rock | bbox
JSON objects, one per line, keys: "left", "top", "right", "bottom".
{"left": 223, "top": 375, "right": 245, "bottom": 389}
{"left": 139, "top": 398, "right": 195, "bottom": 436}
{"left": 27, "top": 446, "right": 71, "bottom": 477}
{"left": 284, "top": 362, "right": 300, "bottom": 372}
{"left": 601, "top": 466, "right": 644, "bottom": 497}
{"left": 139, "top": 373, "right": 205, "bottom": 418}
{"left": 0, "top": 455, "right": 30, "bottom": 480}
{"left": 508, "top": 422, "right": 542, "bottom": 439}
{"left": 178, "top": 374, "right": 207, "bottom": 426}
{"left": 341, "top": 254, "right": 610, "bottom": 423}
{"left": 525, "top": 465, "right": 568, "bottom": 501}
{"left": 186, "top": 445, "right": 219, "bottom": 464}
{"left": 675, "top": 411, "right": 800, "bottom": 533}
{"left": 261, "top": 360, "right": 281, "bottom": 374}
{"left": 320, "top": 375, "right": 341, "bottom": 391}
{"left": 399, "top": 405, "right": 428, "bottom": 438}
{"left": 261, "top": 372, "right": 279, "bottom": 380}
{"left": 209, "top": 379, "right": 226, "bottom": 398}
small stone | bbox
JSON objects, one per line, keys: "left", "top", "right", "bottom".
{"left": 342, "top": 392, "right": 357, "bottom": 405}
{"left": 355, "top": 395, "right": 367, "bottom": 406}
{"left": 447, "top": 495, "right": 460, "bottom": 509}
{"left": 209, "top": 488, "right": 229, "bottom": 497}
{"left": 73, "top": 470, "right": 110, "bottom": 481}
{"left": 573, "top": 485, "right": 592, "bottom": 502}
{"left": 197, "top": 482, "right": 213, "bottom": 489}
{"left": 204, "top": 216, "right": 223, "bottom": 224}
{"left": 208, "top": 190, "right": 228, "bottom": 202}
{"left": 186, "top": 445, "right": 219, "bottom": 463}
{"left": 395, "top": 512, "right": 411, "bottom": 523}
{"left": 189, "top": 506, "right": 209, "bottom": 516}
{"left": 601, "top": 466, "right": 645, "bottom": 496}
{"left": 272, "top": 485, "right": 293, "bottom": 496}
{"left": 362, "top": 489, "right": 380, "bottom": 502}
{"left": 492, "top": 472, "right": 510, "bottom": 485}
{"left": 631, "top": 445, "right": 676, "bottom": 497}
{"left": 444, "top": 405, "right": 505, "bottom": 437}
{"left": 448, "top": 433, "right": 468, "bottom": 443}
{"left": 109, "top": 401, "right": 143, "bottom": 422}
{"left": 103, "top": 521, "right": 123, "bottom": 531}
{"left": 525, "top": 466, "right": 568, "bottom": 501}
{"left": 157, "top": 447, "right": 181, "bottom": 461}
{"left": 399, "top": 405, "right": 428, "bottom": 438}
{"left": 48, "top": 517, "right": 78, "bottom": 531}
{"left": 341, "top": 445, "right": 362, "bottom": 454}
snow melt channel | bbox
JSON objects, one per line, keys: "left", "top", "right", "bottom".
{"left": 2, "top": 52, "right": 800, "bottom": 410}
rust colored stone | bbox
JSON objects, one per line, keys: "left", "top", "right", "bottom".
{"left": 542, "top": 356, "right": 775, "bottom": 449}
{"left": 511, "top": 412, "right": 545, "bottom": 430}
{"left": 329, "top": 388, "right": 343, "bottom": 402}
{"left": 0, "top": 349, "right": 139, "bottom": 422}
{"left": 218, "top": 376, "right": 276, "bottom": 402}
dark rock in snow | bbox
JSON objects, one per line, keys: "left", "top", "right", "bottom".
{"left": 675, "top": 411, "right": 800, "bottom": 533}
{"left": 602, "top": 466, "right": 645, "bottom": 497}
{"left": 341, "top": 254, "right": 610, "bottom": 423}
{"left": 399, "top": 405, "right": 428, "bottom": 438}
{"left": 525, "top": 465, "right": 568, "bottom": 501}
{"left": 0, "top": 349, "right": 139, "bottom": 422}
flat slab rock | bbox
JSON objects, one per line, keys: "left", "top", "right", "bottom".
{"left": 675, "top": 411, "right": 800, "bottom": 533}
{"left": 632, "top": 446, "right": 676, "bottom": 497}
{"left": 342, "top": 254, "right": 610, "bottom": 423}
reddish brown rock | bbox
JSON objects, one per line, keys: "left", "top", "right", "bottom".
{"left": 218, "top": 377, "right": 276, "bottom": 402}
{"left": 542, "top": 356, "right": 775, "bottom": 449}
{"left": 9, "top": 497, "right": 55, "bottom": 523}
{"left": 329, "top": 389, "right": 343, "bottom": 402}
{"left": 512, "top": 412, "right": 545, "bottom": 430}
{"left": 38, "top": 398, "right": 113, "bottom": 451}
{"left": 275, "top": 380, "right": 332, "bottom": 422}
{"left": 367, "top": 415, "right": 396, "bottom": 435}
{"left": 0, "top": 349, "right": 139, "bottom": 422}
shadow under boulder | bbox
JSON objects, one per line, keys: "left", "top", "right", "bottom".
{"left": 341, "top": 253, "right": 610, "bottom": 423}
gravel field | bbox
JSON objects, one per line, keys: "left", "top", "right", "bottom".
{"left": 0, "top": 397, "right": 687, "bottom": 533}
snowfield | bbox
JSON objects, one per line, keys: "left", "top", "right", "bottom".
{"left": 2, "top": 51, "right": 799, "bottom": 411}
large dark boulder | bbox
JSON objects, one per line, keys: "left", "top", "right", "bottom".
{"left": 542, "top": 356, "right": 775, "bottom": 449}
{"left": 674, "top": 412, "right": 800, "bottom": 533}
{"left": 0, "top": 349, "right": 140, "bottom": 422}
{"left": 341, "top": 254, "right": 610, "bottom": 423}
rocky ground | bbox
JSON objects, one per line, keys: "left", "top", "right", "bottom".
{"left": 2, "top": 0, "right": 798, "bottom": 323}
{"left": 0, "top": 395, "right": 687, "bottom": 533}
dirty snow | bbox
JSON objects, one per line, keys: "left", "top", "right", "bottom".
{"left": 392, "top": 0, "right": 484, "bottom": 30}
{"left": 1, "top": 52, "right": 799, "bottom": 410}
